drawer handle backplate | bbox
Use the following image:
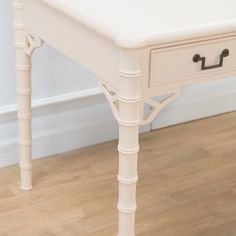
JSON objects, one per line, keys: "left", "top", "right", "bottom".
{"left": 193, "top": 49, "right": 230, "bottom": 70}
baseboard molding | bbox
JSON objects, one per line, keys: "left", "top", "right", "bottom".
{"left": 1, "top": 85, "right": 236, "bottom": 168}
{"left": 0, "top": 119, "right": 118, "bottom": 168}
{"left": 0, "top": 88, "right": 113, "bottom": 168}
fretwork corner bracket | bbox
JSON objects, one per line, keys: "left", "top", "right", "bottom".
{"left": 141, "top": 88, "right": 180, "bottom": 125}
{"left": 25, "top": 32, "right": 44, "bottom": 56}
{"left": 100, "top": 81, "right": 180, "bottom": 125}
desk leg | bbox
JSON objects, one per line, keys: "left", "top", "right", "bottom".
{"left": 117, "top": 49, "right": 142, "bottom": 236}
{"left": 13, "top": 0, "right": 43, "bottom": 190}
{"left": 15, "top": 51, "right": 32, "bottom": 190}
{"left": 118, "top": 120, "right": 140, "bottom": 236}
{"left": 13, "top": 1, "right": 32, "bottom": 190}
{"left": 16, "top": 54, "right": 32, "bottom": 191}
{"left": 101, "top": 78, "right": 140, "bottom": 236}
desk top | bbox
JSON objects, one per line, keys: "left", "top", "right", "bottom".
{"left": 43, "top": 0, "right": 236, "bottom": 48}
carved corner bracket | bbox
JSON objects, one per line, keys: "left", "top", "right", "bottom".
{"left": 25, "top": 32, "right": 44, "bottom": 56}
{"left": 100, "top": 82, "right": 119, "bottom": 121}
{"left": 100, "top": 81, "right": 180, "bottom": 125}
{"left": 141, "top": 89, "right": 180, "bottom": 125}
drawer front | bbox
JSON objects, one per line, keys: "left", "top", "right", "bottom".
{"left": 149, "top": 36, "right": 236, "bottom": 87}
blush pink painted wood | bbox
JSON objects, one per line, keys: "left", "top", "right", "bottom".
{"left": 13, "top": 0, "right": 236, "bottom": 235}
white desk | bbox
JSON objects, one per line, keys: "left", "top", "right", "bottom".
{"left": 13, "top": 0, "right": 236, "bottom": 235}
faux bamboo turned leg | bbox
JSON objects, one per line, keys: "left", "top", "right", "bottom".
{"left": 117, "top": 50, "right": 142, "bottom": 236}
{"left": 117, "top": 112, "right": 140, "bottom": 236}
{"left": 13, "top": 0, "right": 32, "bottom": 190}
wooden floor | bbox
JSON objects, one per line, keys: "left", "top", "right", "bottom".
{"left": 1, "top": 112, "right": 236, "bottom": 236}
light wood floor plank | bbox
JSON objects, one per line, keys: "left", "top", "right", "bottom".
{"left": 1, "top": 111, "right": 236, "bottom": 235}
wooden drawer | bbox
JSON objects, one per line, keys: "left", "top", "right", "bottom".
{"left": 149, "top": 36, "right": 236, "bottom": 87}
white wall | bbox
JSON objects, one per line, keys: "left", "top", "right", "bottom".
{"left": 1, "top": 1, "right": 236, "bottom": 167}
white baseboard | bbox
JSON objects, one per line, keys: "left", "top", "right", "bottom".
{"left": 1, "top": 82, "right": 236, "bottom": 168}
{"left": 0, "top": 88, "right": 113, "bottom": 168}
{"left": 0, "top": 119, "right": 119, "bottom": 168}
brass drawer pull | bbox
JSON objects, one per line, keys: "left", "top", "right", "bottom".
{"left": 193, "top": 49, "right": 230, "bottom": 70}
